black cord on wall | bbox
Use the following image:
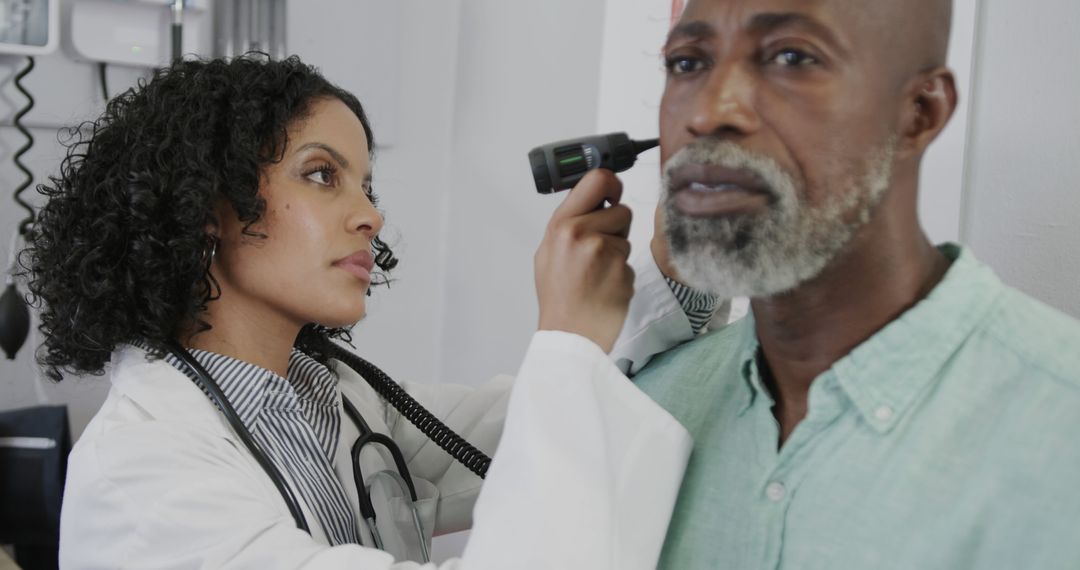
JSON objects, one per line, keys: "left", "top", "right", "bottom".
{"left": 1, "top": 56, "right": 37, "bottom": 361}
{"left": 98, "top": 62, "right": 109, "bottom": 102}
{"left": 12, "top": 56, "right": 36, "bottom": 238}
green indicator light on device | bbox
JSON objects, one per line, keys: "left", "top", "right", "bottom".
{"left": 527, "top": 133, "right": 659, "bottom": 194}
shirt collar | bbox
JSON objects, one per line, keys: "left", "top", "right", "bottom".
{"left": 833, "top": 244, "right": 1005, "bottom": 432}
{"left": 733, "top": 244, "right": 1006, "bottom": 431}
{"left": 186, "top": 349, "right": 279, "bottom": 428}
{"left": 133, "top": 342, "right": 339, "bottom": 429}
{"left": 731, "top": 317, "right": 762, "bottom": 416}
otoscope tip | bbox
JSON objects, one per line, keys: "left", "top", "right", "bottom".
{"left": 632, "top": 138, "right": 660, "bottom": 155}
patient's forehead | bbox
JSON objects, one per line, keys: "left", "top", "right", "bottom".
{"left": 678, "top": 0, "right": 952, "bottom": 76}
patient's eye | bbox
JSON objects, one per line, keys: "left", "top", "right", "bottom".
{"left": 665, "top": 54, "right": 708, "bottom": 76}
{"left": 768, "top": 48, "right": 819, "bottom": 68}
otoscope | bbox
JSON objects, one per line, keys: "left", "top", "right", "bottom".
{"left": 528, "top": 132, "right": 659, "bottom": 194}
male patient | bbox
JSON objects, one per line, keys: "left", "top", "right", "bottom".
{"left": 623, "top": 0, "right": 1080, "bottom": 567}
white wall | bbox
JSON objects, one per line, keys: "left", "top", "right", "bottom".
{"left": 436, "top": 0, "right": 608, "bottom": 386}
{"left": 594, "top": 0, "right": 669, "bottom": 251}
{"left": 962, "top": 0, "right": 1080, "bottom": 318}
{"left": 422, "top": 2, "right": 609, "bottom": 557}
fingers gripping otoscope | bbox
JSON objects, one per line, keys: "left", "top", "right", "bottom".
{"left": 528, "top": 132, "right": 659, "bottom": 194}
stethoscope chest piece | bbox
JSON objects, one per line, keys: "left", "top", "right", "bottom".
{"left": 166, "top": 341, "right": 478, "bottom": 564}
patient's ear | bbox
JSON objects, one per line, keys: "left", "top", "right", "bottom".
{"left": 896, "top": 68, "right": 958, "bottom": 159}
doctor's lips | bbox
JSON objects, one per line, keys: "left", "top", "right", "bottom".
{"left": 668, "top": 163, "right": 773, "bottom": 217}
{"left": 333, "top": 249, "right": 375, "bottom": 282}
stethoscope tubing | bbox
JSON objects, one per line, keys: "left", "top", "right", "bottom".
{"left": 166, "top": 342, "right": 311, "bottom": 533}
{"left": 343, "top": 395, "right": 429, "bottom": 561}
{"left": 167, "top": 343, "right": 431, "bottom": 562}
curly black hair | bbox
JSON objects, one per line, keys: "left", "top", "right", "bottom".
{"left": 21, "top": 54, "right": 397, "bottom": 381}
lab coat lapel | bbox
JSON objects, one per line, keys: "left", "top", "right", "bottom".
{"left": 109, "top": 345, "right": 228, "bottom": 428}
{"left": 107, "top": 345, "right": 339, "bottom": 546}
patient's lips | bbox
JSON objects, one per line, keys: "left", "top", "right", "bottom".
{"left": 669, "top": 163, "right": 772, "bottom": 217}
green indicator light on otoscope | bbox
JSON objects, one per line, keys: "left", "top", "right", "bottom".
{"left": 527, "top": 132, "right": 659, "bottom": 194}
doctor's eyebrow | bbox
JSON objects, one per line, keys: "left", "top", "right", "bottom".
{"left": 297, "top": 142, "right": 351, "bottom": 170}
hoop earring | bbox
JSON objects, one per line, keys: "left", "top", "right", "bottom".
{"left": 202, "top": 237, "right": 218, "bottom": 270}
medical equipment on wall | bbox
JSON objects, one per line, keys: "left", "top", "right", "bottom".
{"left": 1, "top": 226, "right": 31, "bottom": 358}
{"left": 213, "top": 0, "right": 286, "bottom": 60}
{"left": 528, "top": 132, "right": 659, "bottom": 194}
{"left": 0, "top": 276, "right": 30, "bottom": 359}
{"left": 165, "top": 340, "right": 491, "bottom": 562}
{"left": 0, "top": 0, "right": 52, "bottom": 359}
{"left": 68, "top": 0, "right": 206, "bottom": 68}
{"left": 0, "top": 0, "right": 58, "bottom": 55}
{"left": 0, "top": 56, "right": 35, "bottom": 359}
{"left": 170, "top": 0, "right": 183, "bottom": 61}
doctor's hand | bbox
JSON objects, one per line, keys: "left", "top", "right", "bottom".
{"left": 535, "top": 169, "right": 634, "bottom": 353}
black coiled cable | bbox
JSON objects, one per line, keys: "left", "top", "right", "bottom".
{"left": 13, "top": 57, "right": 36, "bottom": 238}
{"left": 325, "top": 343, "right": 493, "bottom": 479}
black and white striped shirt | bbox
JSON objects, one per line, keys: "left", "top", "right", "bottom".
{"left": 144, "top": 344, "right": 360, "bottom": 546}
{"left": 664, "top": 276, "right": 721, "bottom": 335}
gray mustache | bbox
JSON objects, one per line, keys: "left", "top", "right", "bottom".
{"left": 661, "top": 139, "right": 796, "bottom": 202}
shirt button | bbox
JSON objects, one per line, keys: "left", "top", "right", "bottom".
{"left": 765, "top": 482, "right": 787, "bottom": 502}
{"left": 874, "top": 406, "right": 895, "bottom": 422}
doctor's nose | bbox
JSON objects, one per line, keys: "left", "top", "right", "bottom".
{"left": 347, "top": 192, "right": 384, "bottom": 237}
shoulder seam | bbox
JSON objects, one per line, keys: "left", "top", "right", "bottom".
{"left": 983, "top": 320, "right": 1080, "bottom": 392}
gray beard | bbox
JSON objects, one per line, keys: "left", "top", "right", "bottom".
{"left": 662, "top": 139, "right": 895, "bottom": 300}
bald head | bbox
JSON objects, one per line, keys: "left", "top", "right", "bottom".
{"left": 878, "top": 0, "right": 953, "bottom": 80}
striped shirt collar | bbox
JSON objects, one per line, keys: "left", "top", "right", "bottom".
{"left": 132, "top": 342, "right": 343, "bottom": 459}
{"left": 664, "top": 275, "right": 722, "bottom": 335}
{"left": 132, "top": 341, "right": 359, "bottom": 544}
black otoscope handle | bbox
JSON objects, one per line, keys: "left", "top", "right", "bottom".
{"left": 528, "top": 132, "right": 659, "bottom": 194}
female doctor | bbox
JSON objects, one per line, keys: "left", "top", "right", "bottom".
{"left": 23, "top": 55, "right": 691, "bottom": 568}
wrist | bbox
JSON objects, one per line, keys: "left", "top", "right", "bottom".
{"left": 537, "top": 319, "right": 616, "bottom": 354}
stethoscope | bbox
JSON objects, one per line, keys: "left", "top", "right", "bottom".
{"left": 340, "top": 396, "right": 429, "bottom": 561}
{"left": 165, "top": 341, "right": 490, "bottom": 562}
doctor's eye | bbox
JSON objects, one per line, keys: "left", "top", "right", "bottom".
{"left": 304, "top": 163, "right": 338, "bottom": 187}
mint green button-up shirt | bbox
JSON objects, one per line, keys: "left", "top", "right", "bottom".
{"left": 634, "top": 245, "right": 1080, "bottom": 569}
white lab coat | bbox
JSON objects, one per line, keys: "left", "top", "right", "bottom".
{"left": 611, "top": 247, "right": 747, "bottom": 375}
{"left": 60, "top": 326, "right": 691, "bottom": 569}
